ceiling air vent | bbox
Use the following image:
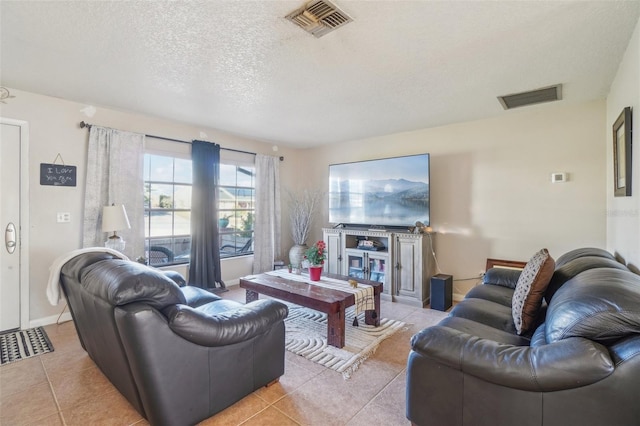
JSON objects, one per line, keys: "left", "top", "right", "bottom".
{"left": 498, "top": 84, "right": 563, "bottom": 110}
{"left": 286, "top": 0, "right": 353, "bottom": 38}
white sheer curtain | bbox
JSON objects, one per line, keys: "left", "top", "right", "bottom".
{"left": 253, "top": 154, "right": 281, "bottom": 273}
{"left": 82, "top": 126, "right": 145, "bottom": 259}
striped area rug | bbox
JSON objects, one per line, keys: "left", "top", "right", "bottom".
{"left": 0, "top": 327, "right": 54, "bottom": 365}
{"left": 284, "top": 303, "right": 406, "bottom": 379}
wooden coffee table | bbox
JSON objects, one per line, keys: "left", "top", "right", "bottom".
{"left": 239, "top": 273, "right": 382, "bottom": 348}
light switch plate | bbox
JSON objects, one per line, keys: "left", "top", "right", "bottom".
{"left": 57, "top": 212, "right": 71, "bottom": 223}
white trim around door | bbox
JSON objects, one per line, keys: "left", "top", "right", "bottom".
{"left": 1, "top": 117, "right": 30, "bottom": 330}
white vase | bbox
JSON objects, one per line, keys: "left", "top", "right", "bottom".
{"left": 289, "top": 244, "right": 308, "bottom": 268}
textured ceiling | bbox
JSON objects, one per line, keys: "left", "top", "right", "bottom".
{"left": 1, "top": 1, "right": 639, "bottom": 148}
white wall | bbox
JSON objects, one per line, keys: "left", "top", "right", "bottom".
{"left": 607, "top": 16, "right": 640, "bottom": 272}
{"left": 302, "top": 100, "right": 607, "bottom": 297}
{"left": 0, "top": 88, "right": 301, "bottom": 323}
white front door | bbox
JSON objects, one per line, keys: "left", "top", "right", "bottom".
{"left": 0, "top": 120, "right": 27, "bottom": 332}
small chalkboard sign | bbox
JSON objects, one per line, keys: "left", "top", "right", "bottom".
{"left": 40, "top": 163, "right": 77, "bottom": 187}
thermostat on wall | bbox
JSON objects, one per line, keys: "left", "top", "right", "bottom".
{"left": 551, "top": 172, "right": 567, "bottom": 183}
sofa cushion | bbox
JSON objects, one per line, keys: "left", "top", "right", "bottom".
{"left": 545, "top": 256, "right": 628, "bottom": 304}
{"left": 546, "top": 268, "right": 640, "bottom": 344}
{"left": 82, "top": 259, "right": 186, "bottom": 309}
{"left": 465, "top": 283, "right": 514, "bottom": 307}
{"left": 512, "top": 249, "right": 555, "bottom": 335}
{"left": 450, "top": 298, "right": 517, "bottom": 334}
{"left": 555, "top": 247, "right": 615, "bottom": 268}
{"left": 180, "top": 285, "right": 222, "bottom": 308}
{"left": 482, "top": 268, "right": 522, "bottom": 290}
{"left": 60, "top": 251, "right": 122, "bottom": 283}
{"left": 439, "top": 316, "right": 530, "bottom": 346}
{"left": 196, "top": 298, "right": 244, "bottom": 315}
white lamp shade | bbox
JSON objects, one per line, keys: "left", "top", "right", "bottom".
{"left": 102, "top": 204, "right": 131, "bottom": 233}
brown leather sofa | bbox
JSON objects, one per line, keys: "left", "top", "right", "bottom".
{"left": 406, "top": 248, "right": 640, "bottom": 426}
{"left": 59, "top": 252, "right": 288, "bottom": 426}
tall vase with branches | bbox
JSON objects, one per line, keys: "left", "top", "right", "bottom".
{"left": 287, "top": 189, "right": 322, "bottom": 268}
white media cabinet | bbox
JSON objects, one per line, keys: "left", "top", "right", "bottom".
{"left": 322, "top": 227, "right": 435, "bottom": 307}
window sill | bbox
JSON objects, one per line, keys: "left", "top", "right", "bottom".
{"left": 221, "top": 253, "right": 254, "bottom": 260}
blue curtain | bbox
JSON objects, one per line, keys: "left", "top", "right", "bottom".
{"left": 188, "top": 141, "right": 225, "bottom": 291}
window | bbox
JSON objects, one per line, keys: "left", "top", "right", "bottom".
{"left": 144, "top": 154, "right": 192, "bottom": 266}
{"left": 218, "top": 163, "right": 255, "bottom": 258}
{"left": 143, "top": 153, "right": 255, "bottom": 266}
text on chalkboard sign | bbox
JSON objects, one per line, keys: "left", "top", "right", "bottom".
{"left": 40, "top": 163, "right": 77, "bottom": 187}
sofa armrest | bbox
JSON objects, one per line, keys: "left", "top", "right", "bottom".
{"left": 410, "top": 326, "right": 614, "bottom": 392}
{"left": 163, "top": 299, "right": 288, "bottom": 346}
{"left": 482, "top": 268, "right": 521, "bottom": 289}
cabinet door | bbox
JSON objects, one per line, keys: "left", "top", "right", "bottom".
{"left": 324, "top": 231, "right": 342, "bottom": 275}
{"left": 395, "top": 236, "right": 422, "bottom": 298}
{"left": 367, "top": 251, "right": 390, "bottom": 295}
{"left": 345, "top": 249, "right": 366, "bottom": 279}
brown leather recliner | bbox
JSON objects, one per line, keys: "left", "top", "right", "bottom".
{"left": 60, "top": 252, "right": 288, "bottom": 426}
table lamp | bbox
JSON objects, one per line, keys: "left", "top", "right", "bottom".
{"left": 102, "top": 204, "right": 131, "bottom": 252}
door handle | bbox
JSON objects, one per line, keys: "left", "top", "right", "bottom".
{"left": 5, "top": 222, "right": 16, "bottom": 254}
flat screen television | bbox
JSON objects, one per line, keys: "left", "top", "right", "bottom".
{"left": 329, "top": 153, "right": 430, "bottom": 228}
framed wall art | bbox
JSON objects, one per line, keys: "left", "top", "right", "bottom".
{"left": 613, "top": 106, "right": 632, "bottom": 197}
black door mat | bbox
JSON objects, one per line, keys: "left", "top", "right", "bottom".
{"left": 0, "top": 327, "right": 54, "bottom": 366}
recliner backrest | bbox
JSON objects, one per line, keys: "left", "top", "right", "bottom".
{"left": 554, "top": 247, "right": 616, "bottom": 268}
{"left": 80, "top": 259, "right": 186, "bottom": 309}
{"left": 545, "top": 268, "right": 640, "bottom": 345}
{"left": 545, "top": 256, "right": 629, "bottom": 304}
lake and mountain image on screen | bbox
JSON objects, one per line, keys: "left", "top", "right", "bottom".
{"left": 329, "top": 154, "right": 430, "bottom": 227}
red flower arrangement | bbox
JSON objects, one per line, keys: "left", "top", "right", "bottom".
{"left": 305, "top": 240, "right": 326, "bottom": 266}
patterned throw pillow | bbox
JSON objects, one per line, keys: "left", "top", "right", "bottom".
{"left": 512, "top": 249, "right": 555, "bottom": 335}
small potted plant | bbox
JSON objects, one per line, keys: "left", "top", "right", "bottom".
{"left": 305, "top": 240, "right": 326, "bottom": 281}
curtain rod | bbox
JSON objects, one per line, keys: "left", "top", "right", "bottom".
{"left": 79, "top": 121, "right": 284, "bottom": 161}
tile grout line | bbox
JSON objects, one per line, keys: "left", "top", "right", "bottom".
{"left": 344, "top": 367, "right": 407, "bottom": 425}
{"left": 40, "top": 355, "right": 68, "bottom": 426}
{"left": 234, "top": 388, "right": 303, "bottom": 426}
{"left": 267, "top": 403, "right": 304, "bottom": 426}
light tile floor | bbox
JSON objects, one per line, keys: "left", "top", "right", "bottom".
{"left": 0, "top": 285, "right": 450, "bottom": 425}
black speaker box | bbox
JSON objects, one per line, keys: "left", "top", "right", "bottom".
{"left": 430, "top": 274, "right": 453, "bottom": 311}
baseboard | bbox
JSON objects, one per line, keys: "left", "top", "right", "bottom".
{"left": 30, "top": 311, "right": 73, "bottom": 328}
